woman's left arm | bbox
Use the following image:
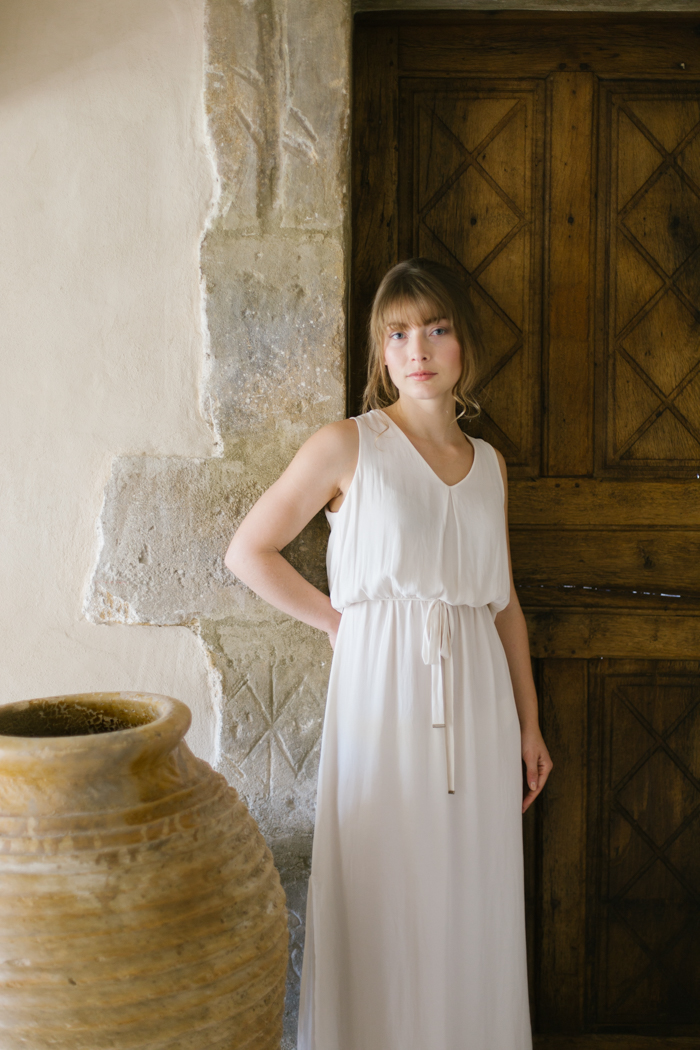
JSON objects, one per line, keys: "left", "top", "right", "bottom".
{"left": 493, "top": 449, "right": 553, "bottom": 814}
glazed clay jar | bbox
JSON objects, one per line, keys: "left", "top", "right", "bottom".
{"left": 0, "top": 692, "right": 288, "bottom": 1050}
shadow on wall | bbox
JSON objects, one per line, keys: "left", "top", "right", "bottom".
{"left": 0, "top": 0, "right": 177, "bottom": 103}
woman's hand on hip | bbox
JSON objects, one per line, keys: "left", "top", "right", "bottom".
{"left": 327, "top": 610, "right": 342, "bottom": 651}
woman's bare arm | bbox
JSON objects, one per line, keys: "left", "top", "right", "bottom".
{"left": 224, "top": 419, "right": 358, "bottom": 648}
{"left": 493, "top": 449, "right": 553, "bottom": 813}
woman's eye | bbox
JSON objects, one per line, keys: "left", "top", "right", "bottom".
{"left": 432, "top": 327, "right": 447, "bottom": 336}
{"left": 389, "top": 331, "right": 405, "bottom": 340}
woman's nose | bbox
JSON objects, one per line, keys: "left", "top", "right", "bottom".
{"left": 409, "top": 332, "right": 430, "bottom": 358}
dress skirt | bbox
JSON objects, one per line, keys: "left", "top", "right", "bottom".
{"left": 297, "top": 597, "right": 532, "bottom": 1050}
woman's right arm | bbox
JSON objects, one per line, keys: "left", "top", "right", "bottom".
{"left": 224, "top": 419, "right": 358, "bottom": 649}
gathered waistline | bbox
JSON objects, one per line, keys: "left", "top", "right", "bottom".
{"left": 339, "top": 597, "right": 493, "bottom": 609}
{"left": 337, "top": 597, "right": 503, "bottom": 794}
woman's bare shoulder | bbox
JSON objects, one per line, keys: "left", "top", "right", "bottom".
{"left": 310, "top": 417, "right": 360, "bottom": 442}
{"left": 296, "top": 417, "right": 359, "bottom": 469}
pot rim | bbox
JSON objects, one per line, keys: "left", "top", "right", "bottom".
{"left": 0, "top": 692, "right": 191, "bottom": 756}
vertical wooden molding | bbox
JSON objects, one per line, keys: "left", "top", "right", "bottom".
{"left": 349, "top": 24, "right": 399, "bottom": 416}
{"left": 539, "top": 658, "right": 588, "bottom": 1032}
{"left": 594, "top": 79, "right": 611, "bottom": 480}
{"left": 545, "top": 73, "right": 595, "bottom": 477}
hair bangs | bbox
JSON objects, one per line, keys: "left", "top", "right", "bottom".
{"left": 378, "top": 289, "right": 452, "bottom": 336}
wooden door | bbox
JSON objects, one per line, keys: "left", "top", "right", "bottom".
{"left": 352, "top": 14, "right": 700, "bottom": 1047}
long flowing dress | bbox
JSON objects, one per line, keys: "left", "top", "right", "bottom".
{"left": 297, "top": 408, "right": 532, "bottom": 1050}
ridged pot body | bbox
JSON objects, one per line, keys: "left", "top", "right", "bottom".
{"left": 0, "top": 693, "right": 288, "bottom": 1050}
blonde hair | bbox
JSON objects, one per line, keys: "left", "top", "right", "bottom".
{"left": 362, "top": 258, "right": 482, "bottom": 425}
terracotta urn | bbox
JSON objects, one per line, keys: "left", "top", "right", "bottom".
{"left": 0, "top": 692, "right": 288, "bottom": 1049}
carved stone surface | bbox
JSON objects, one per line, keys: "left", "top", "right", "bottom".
{"left": 87, "top": 455, "right": 329, "bottom": 626}
{"left": 206, "top": 0, "right": 349, "bottom": 233}
{"left": 0, "top": 692, "right": 288, "bottom": 1049}
{"left": 203, "top": 232, "right": 345, "bottom": 436}
{"left": 201, "top": 615, "right": 331, "bottom": 840}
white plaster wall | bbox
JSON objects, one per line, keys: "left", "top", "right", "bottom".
{"left": 0, "top": 0, "right": 220, "bottom": 760}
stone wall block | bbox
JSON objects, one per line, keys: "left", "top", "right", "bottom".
{"left": 206, "top": 0, "right": 261, "bottom": 231}
{"left": 279, "top": 869, "right": 311, "bottom": 1050}
{"left": 203, "top": 231, "right": 346, "bottom": 436}
{"left": 201, "top": 614, "right": 331, "bottom": 844}
{"left": 86, "top": 454, "right": 330, "bottom": 627}
{"left": 280, "top": 0, "right": 351, "bottom": 230}
{"left": 207, "top": 0, "right": 350, "bottom": 233}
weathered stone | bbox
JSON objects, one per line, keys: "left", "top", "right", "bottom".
{"left": 206, "top": 0, "right": 350, "bottom": 232}
{"left": 206, "top": 0, "right": 261, "bottom": 232}
{"left": 203, "top": 232, "right": 345, "bottom": 436}
{"left": 273, "top": 848, "right": 312, "bottom": 1050}
{"left": 200, "top": 614, "right": 330, "bottom": 841}
{"left": 86, "top": 453, "right": 330, "bottom": 627}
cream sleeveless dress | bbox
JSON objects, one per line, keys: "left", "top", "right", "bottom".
{"left": 297, "top": 408, "right": 532, "bottom": 1050}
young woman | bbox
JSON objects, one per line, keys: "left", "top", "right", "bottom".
{"left": 225, "top": 258, "right": 553, "bottom": 1050}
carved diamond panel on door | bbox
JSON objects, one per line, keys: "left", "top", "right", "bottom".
{"left": 602, "top": 86, "right": 700, "bottom": 473}
{"left": 402, "top": 82, "right": 544, "bottom": 472}
{"left": 590, "top": 661, "right": 700, "bottom": 1031}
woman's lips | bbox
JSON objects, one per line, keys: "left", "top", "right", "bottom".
{"left": 408, "top": 371, "right": 437, "bottom": 380}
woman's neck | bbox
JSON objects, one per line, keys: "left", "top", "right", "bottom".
{"left": 383, "top": 395, "right": 463, "bottom": 447}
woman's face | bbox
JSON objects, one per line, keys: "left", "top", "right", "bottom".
{"left": 383, "top": 317, "right": 462, "bottom": 402}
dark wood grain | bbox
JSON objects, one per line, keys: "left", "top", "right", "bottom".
{"left": 518, "top": 584, "right": 700, "bottom": 614}
{"left": 545, "top": 73, "right": 595, "bottom": 476}
{"left": 350, "top": 24, "right": 399, "bottom": 415}
{"left": 525, "top": 611, "right": 700, "bottom": 659}
{"left": 394, "top": 17, "right": 700, "bottom": 79}
{"left": 523, "top": 763, "right": 539, "bottom": 1029}
{"left": 511, "top": 528, "right": 700, "bottom": 592}
{"left": 587, "top": 661, "right": 700, "bottom": 1030}
{"left": 596, "top": 79, "right": 700, "bottom": 477}
{"left": 539, "top": 660, "right": 588, "bottom": 1030}
{"left": 509, "top": 480, "right": 700, "bottom": 527}
{"left": 533, "top": 1037, "right": 700, "bottom": 1049}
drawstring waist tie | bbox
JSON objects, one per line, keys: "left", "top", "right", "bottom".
{"left": 338, "top": 596, "right": 489, "bottom": 794}
{"left": 421, "top": 598, "right": 455, "bottom": 794}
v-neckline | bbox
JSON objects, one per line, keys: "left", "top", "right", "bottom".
{"left": 377, "top": 409, "right": 478, "bottom": 490}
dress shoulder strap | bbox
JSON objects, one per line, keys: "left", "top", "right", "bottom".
{"left": 356, "top": 408, "right": 391, "bottom": 436}
{"left": 354, "top": 410, "right": 394, "bottom": 454}
{"left": 471, "top": 436, "right": 505, "bottom": 501}
{"left": 348, "top": 410, "right": 402, "bottom": 487}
